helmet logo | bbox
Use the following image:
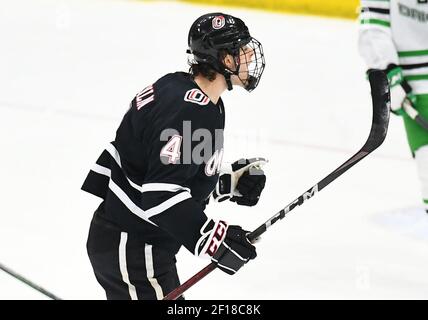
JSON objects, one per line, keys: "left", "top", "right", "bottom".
{"left": 212, "top": 16, "right": 225, "bottom": 30}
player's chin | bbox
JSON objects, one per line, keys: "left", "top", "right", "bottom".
{"left": 231, "top": 77, "right": 246, "bottom": 88}
{"left": 237, "top": 75, "right": 250, "bottom": 87}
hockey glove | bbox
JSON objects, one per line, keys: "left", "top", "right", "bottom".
{"left": 212, "top": 158, "right": 267, "bottom": 206}
{"left": 212, "top": 225, "right": 257, "bottom": 275}
{"left": 196, "top": 220, "right": 257, "bottom": 275}
{"left": 384, "top": 64, "right": 414, "bottom": 116}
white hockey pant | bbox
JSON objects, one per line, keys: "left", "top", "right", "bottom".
{"left": 415, "top": 145, "right": 428, "bottom": 211}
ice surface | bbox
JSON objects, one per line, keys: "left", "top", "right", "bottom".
{"left": 0, "top": 0, "right": 427, "bottom": 300}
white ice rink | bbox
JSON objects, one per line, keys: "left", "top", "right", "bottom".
{"left": 1, "top": 0, "right": 427, "bottom": 300}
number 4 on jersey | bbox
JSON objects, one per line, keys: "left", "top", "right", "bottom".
{"left": 160, "top": 135, "right": 182, "bottom": 164}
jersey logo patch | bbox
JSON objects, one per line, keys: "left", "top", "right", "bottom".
{"left": 212, "top": 16, "right": 225, "bottom": 29}
{"left": 184, "top": 89, "right": 210, "bottom": 106}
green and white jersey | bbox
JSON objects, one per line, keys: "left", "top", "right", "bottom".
{"left": 359, "top": 0, "right": 428, "bottom": 94}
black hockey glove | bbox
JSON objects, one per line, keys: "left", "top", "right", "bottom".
{"left": 212, "top": 225, "right": 257, "bottom": 275}
{"left": 195, "top": 220, "right": 257, "bottom": 275}
{"left": 212, "top": 158, "right": 267, "bottom": 206}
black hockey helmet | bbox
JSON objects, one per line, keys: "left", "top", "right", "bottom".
{"left": 187, "top": 13, "right": 265, "bottom": 92}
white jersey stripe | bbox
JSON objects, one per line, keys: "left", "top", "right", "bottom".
{"left": 106, "top": 143, "right": 122, "bottom": 167}
{"left": 108, "top": 179, "right": 157, "bottom": 225}
{"left": 140, "top": 183, "right": 191, "bottom": 193}
{"left": 95, "top": 143, "right": 192, "bottom": 222}
{"left": 144, "top": 244, "right": 164, "bottom": 300}
{"left": 399, "top": 56, "right": 428, "bottom": 66}
{"left": 96, "top": 149, "right": 191, "bottom": 195}
{"left": 105, "top": 144, "right": 189, "bottom": 193}
{"left": 119, "top": 232, "right": 138, "bottom": 300}
{"left": 360, "top": 11, "right": 390, "bottom": 21}
{"left": 403, "top": 67, "right": 428, "bottom": 76}
{"left": 99, "top": 167, "right": 190, "bottom": 223}
{"left": 105, "top": 143, "right": 145, "bottom": 193}
{"left": 91, "top": 163, "right": 111, "bottom": 177}
{"left": 144, "top": 192, "right": 192, "bottom": 219}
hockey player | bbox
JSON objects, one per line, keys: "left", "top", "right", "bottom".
{"left": 82, "top": 13, "right": 267, "bottom": 300}
{"left": 359, "top": 0, "right": 428, "bottom": 213}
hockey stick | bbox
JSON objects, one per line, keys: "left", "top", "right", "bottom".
{"left": 0, "top": 262, "right": 62, "bottom": 300}
{"left": 399, "top": 82, "right": 428, "bottom": 131}
{"left": 163, "top": 70, "right": 390, "bottom": 300}
{"left": 402, "top": 99, "right": 428, "bottom": 131}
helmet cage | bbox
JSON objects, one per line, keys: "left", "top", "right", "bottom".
{"left": 233, "top": 37, "right": 265, "bottom": 92}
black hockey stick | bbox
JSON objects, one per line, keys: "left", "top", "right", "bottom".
{"left": 0, "top": 262, "right": 62, "bottom": 300}
{"left": 402, "top": 98, "right": 428, "bottom": 131}
{"left": 164, "top": 70, "right": 390, "bottom": 300}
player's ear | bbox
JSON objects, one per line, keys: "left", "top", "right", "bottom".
{"left": 222, "top": 53, "right": 236, "bottom": 71}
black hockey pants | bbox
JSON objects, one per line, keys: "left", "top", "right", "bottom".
{"left": 86, "top": 206, "right": 183, "bottom": 300}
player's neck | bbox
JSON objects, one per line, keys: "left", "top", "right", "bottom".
{"left": 193, "top": 74, "right": 227, "bottom": 105}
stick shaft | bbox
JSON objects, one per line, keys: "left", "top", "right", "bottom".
{"left": 0, "top": 262, "right": 61, "bottom": 300}
{"left": 403, "top": 100, "right": 428, "bottom": 131}
{"left": 163, "top": 263, "right": 216, "bottom": 300}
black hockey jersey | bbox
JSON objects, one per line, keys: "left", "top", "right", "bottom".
{"left": 82, "top": 72, "right": 225, "bottom": 255}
